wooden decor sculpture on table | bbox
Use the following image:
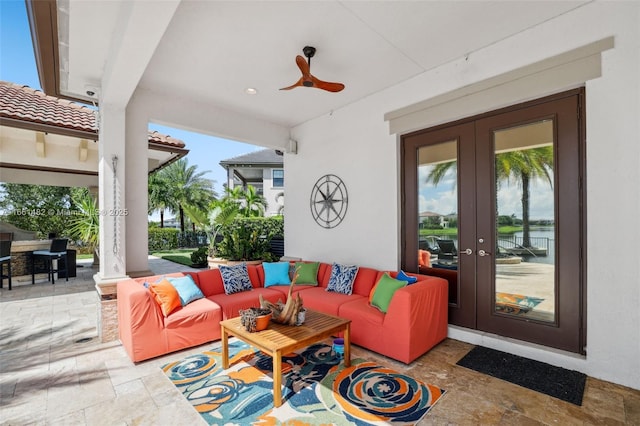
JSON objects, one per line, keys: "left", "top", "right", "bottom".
{"left": 259, "top": 266, "right": 304, "bottom": 326}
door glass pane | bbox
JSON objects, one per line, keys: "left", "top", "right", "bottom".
{"left": 494, "top": 119, "right": 555, "bottom": 322}
{"left": 418, "top": 140, "right": 459, "bottom": 305}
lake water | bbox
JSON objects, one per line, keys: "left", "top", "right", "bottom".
{"left": 504, "top": 228, "right": 555, "bottom": 265}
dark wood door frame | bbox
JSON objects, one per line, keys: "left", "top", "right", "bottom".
{"left": 401, "top": 122, "right": 477, "bottom": 328}
{"left": 401, "top": 88, "right": 586, "bottom": 354}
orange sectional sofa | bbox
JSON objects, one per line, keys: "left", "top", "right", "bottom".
{"left": 116, "top": 262, "right": 448, "bottom": 363}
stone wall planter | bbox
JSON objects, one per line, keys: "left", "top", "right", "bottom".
{"left": 207, "top": 257, "right": 263, "bottom": 269}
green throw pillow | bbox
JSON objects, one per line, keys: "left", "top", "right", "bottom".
{"left": 294, "top": 262, "right": 320, "bottom": 285}
{"left": 371, "top": 273, "right": 407, "bottom": 313}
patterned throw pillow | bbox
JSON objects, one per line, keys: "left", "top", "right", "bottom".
{"left": 219, "top": 263, "right": 253, "bottom": 295}
{"left": 326, "top": 263, "right": 359, "bottom": 295}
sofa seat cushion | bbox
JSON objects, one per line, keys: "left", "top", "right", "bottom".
{"left": 298, "top": 287, "right": 364, "bottom": 316}
{"left": 338, "top": 298, "right": 385, "bottom": 348}
{"left": 209, "top": 288, "right": 283, "bottom": 320}
{"left": 163, "top": 297, "right": 222, "bottom": 329}
{"left": 163, "top": 298, "right": 223, "bottom": 353}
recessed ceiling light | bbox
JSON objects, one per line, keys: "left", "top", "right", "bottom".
{"left": 245, "top": 87, "right": 258, "bottom": 95}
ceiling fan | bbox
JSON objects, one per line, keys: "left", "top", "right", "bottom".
{"left": 280, "top": 46, "right": 345, "bottom": 93}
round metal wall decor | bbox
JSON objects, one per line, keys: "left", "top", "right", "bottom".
{"left": 310, "top": 174, "right": 348, "bottom": 229}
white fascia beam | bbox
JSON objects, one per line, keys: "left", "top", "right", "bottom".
{"left": 100, "top": 0, "right": 181, "bottom": 107}
{"left": 133, "top": 88, "right": 291, "bottom": 150}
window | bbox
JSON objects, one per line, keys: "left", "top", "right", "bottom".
{"left": 273, "top": 169, "right": 284, "bottom": 187}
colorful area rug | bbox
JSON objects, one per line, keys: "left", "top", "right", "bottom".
{"left": 495, "top": 292, "right": 544, "bottom": 314}
{"left": 162, "top": 341, "right": 446, "bottom": 425}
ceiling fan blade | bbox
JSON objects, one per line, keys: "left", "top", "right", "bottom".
{"left": 279, "top": 77, "right": 304, "bottom": 90}
{"left": 295, "top": 55, "right": 311, "bottom": 78}
{"left": 311, "top": 75, "right": 345, "bottom": 92}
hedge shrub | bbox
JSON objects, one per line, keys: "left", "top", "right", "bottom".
{"left": 148, "top": 227, "right": 179, "bottom": 251}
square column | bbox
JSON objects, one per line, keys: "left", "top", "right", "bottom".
{"left": 124, "top": 105, "right": 152, "bottom": 278}
{"left": 94, "top": 104, "right": 129, "bottom": 342}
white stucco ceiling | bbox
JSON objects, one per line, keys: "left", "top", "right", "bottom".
{"left": 59, "top": 1, "right": 588, "bottom": 130}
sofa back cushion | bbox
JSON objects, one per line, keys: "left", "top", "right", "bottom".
{"left": 192, "top": 264, "right": 263, "bottom": 297}
{"left": 317, "top": 263, "right": 378, "bottom": 297}
{"left": 350, "top": 266, "right": 382, "bottom": 297}
{"left": 317, "top": 263, "right": 334, "bottom": 288}
{"left": 189, "top": 270, "right": 224, "bottom": 297}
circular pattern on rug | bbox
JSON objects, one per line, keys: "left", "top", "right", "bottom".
{"left": 332, "top": 362, "right": 438, "bottom": 423}
{"left": 163, "top": 353, "right": 219, "bottom": 385}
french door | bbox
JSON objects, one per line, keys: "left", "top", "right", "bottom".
{"left": 401, "top": 89, "right": 585, "bottom": 354}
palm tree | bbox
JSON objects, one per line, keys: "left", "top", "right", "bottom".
{"left": 495, "top": 146, "right": 553, "bottom": 247}
{"left": 222, "top": 185, "right": 267, "bottom": 217}
{"left": 148, "top": 172, "right": 170, "bottom": 227}
{"left": 242, "top": 185, "right": 268, "bottom": 217}
{"left": 155, "top": 158, "right": 216, "bottom": 233}
{"left": 425, "top": 146, "right": 553, "bottom": 248}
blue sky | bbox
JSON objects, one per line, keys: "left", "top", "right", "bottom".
{"left": 0, "top": 0, "right": 261, "bottom": 203}
{"left": 419, "top": 163, "right": 554, "bottom": 221}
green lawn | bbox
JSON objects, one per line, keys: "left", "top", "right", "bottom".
{"left": 151, "top": 249, "right": 207, "bottom": 268}
{"left": 420, "top": 226, "right": 526, "bottom": 237}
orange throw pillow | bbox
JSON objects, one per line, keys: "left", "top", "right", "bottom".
{"left": 149, "top": 279, "right": 182, "bottom": 317}
{"left": 418, "top": 249, "right": 427, "bottom": 267}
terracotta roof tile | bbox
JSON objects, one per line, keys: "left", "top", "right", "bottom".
{"left": 0, "top": 81, "right": 185, "bottom": 148}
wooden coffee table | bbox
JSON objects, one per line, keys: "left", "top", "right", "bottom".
{"left": 220, "top": 309, "right": 351, "bottom": 407}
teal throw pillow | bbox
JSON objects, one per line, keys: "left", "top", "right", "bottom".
{"left": 263, "top": 262, "right": 292, "bottom": 287}
{"left": 167, "top": 275, "right": 204, "bottom": 306}
{"left": 371, "top": 273, "right": 407, "bottom": 313}
{"left": 219, "top": 263, "right": 253, "bottom": 295}
{"left": 326, "top": 263, "right": 359, "bottom": 295}
{"left": 294, "top": 262, "right": 320, "bottom": 285}
{"left": 396, "top": 270, "right": 418, "bottom": 285}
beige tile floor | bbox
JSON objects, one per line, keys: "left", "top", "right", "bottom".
{"left": 1, "top": 257, "right": 639, "bottom": 425}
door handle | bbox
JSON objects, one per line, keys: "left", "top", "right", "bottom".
{"left": 478, "top": 249, "right": 491, "bottom": 257}
{"left": 461, "top": 248, "right": 473, "bottom": 255}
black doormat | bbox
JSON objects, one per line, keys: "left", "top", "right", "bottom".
{"left": 457, "top": 346, "right": 586, "bottom": 406}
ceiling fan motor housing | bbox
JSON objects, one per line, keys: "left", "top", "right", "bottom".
{"left": 303, "top": 46, "right": 316, "bottom": 59}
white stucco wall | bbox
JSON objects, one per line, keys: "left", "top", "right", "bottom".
{"left": 262, "top": 168, "right": 284, "bottom": 217}
{"left": 286, "top": 2, "right": 640, "bottom": 390}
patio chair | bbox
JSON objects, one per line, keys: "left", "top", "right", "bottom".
{"left": 436, "top": 239, "right": 458, "bottom": 261}
{"left": 0, "top": 240, "right": 12, "bottom": 290}
{"left": 31, "top": 238, "right": 69, "bottom": 285}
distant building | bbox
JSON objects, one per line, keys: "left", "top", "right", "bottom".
{"left": 219, "top": 149, "right": 284, "bottom": 216}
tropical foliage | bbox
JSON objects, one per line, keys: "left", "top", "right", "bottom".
{"left": 214, "top": 217, "right": 283, "bottom": 261}
{"left": 148, "top": 158, "right": 216, "bottom": 232}
{"left": 67, "top": 188, "right": 100, "bottom": 256}
{"left": 221, "top": 185, "right": 267, "bottom": 217}
{"left": 0, "top": 183, "right": 75, "bottom": 238}
{"left": 185, "top": 185, "right": 274, "bottom": 257}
